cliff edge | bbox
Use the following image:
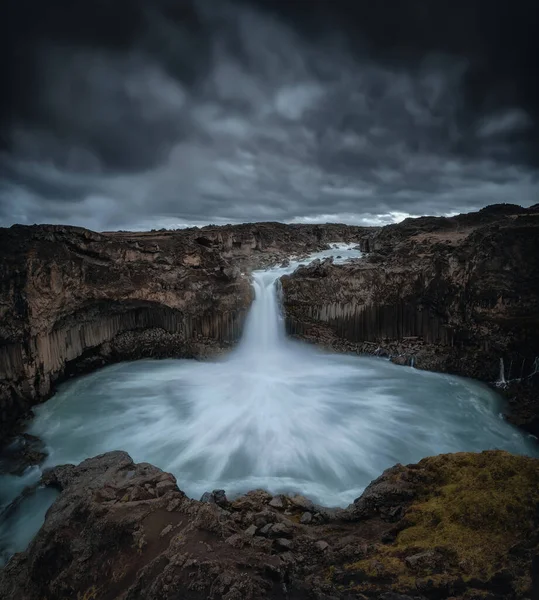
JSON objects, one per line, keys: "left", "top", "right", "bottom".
{"left": 282, "top": 204, "right": 539, "bottom": 434}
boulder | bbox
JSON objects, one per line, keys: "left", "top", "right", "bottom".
{"left": 200, "top": 488, "right": 229, "bottom": 507}
{"left": 269, "top": 495, "right": 285, "bottom": 508}
{"left": 269, "top": 522, "right": 293, "bottom": 539}
{"left": 314, "top": 540, "right": 329, "bottom": 552}
{"left": 300, "top": 511, "right": 313, "bottom": 524}
{"left": 274, "top": 538, "right": 294, "bottom": 551}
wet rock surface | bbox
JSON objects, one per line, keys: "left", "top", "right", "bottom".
{"left": 0, "top": 222, "right": 370, "bottom": 437}
{"left": 0, "top": 433, "right": 47, "bottom": 476}
{"left": 282, "top": 204, "right": 539, "bottom": 434}
{"left": 0, "top": 450, "right": 537, "bottom": 599}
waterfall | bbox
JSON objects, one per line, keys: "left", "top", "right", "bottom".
{"left": 497, "top": 358, "right": 507, "bottom": 387}
{"left": 496, "top": 356, "right": 539, "bottom": 387}
{"left": 237, "top": 245, "right": 363, "bottom": 360}
{"left": 237, "top": 270, "right": 286, "bottom": 355}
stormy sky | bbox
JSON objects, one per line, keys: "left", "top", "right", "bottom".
{"left": 1, "top": 0, "right": 538, "bottom": 230}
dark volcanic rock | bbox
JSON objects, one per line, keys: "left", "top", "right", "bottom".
{"left": 352, "top": 463, "right": 415, "bottom": 521}
{"left": 0, "top": 433, "right": 47, "bottom": 475}
{"left": 282, "top": 204, "right": 539, "bottom": 433}
{"left": 200, "top": 489, "right": 229, "bottom": 507}
{"left": 0, "top": 450, "right": 538, "bottom": 599}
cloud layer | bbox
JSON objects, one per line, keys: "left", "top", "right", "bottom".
{"left": 1, "top": 0, "right": 538, "bottom": 230}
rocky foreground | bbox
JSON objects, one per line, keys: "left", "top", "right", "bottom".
{"left": 1, "top": 450, "right": 538, "bottom": 600}
{"left": 282, "top": 204, "right": 539, "bottom": 435}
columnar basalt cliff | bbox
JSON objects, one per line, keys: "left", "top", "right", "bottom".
{"left": 0, "top": 222, "right": 370, "bottom": 436}
{"left": 282, "top": 204, "right": 539, "bottom": 434}
{"left": 1, "top": 450, "right": 537, "bottom": 599}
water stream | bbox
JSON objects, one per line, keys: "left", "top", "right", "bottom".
{"left": 1, "top": 244, "right": 538, "bottom": 564}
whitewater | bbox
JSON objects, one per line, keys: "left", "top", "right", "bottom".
{"left": 1, "top": 244, "right": 538, "bottom": 563}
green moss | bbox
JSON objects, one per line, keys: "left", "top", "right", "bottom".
{"left": 325, "top": 565, "right": 335, "bottom": 583}
{"left": 285, "top": 512, "right": 303, "bottom": 524}
{"left": 76, "top": 586, "right": 99, "bottom": 600}
{"left": 396, "top": 452, "right": 539, "bottom": 576}
{"left": 345, "top": 554, "right": 406, "bottom": 579}
{"left": 343, "top": 451, "right": 539, "bottom": 594}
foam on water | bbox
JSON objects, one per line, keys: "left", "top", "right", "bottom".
{"left": 1, "top": 244, "right": 538, "bottom": 562}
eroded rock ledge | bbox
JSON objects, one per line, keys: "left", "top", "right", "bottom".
{"left": 1, "top": 450, "right": 537, "bottom": 599}
{"left": 282, "top": 204, "right": 539, "bottom": 434}
{"left": 0, "top": 222, "right": 370, "bottom": 436}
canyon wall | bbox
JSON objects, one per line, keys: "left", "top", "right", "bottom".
{"left": 3, "top": 208, "right": 537, "bottom": 436}
{"left": 0, "top": 222, "right": 371, "bottom": 436}
{"left": 282, "top": 204, "right": 539, "bottom": 434}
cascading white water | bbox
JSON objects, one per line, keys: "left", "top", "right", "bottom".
{"left": 238, "top": 245, "right": 360, "bottom": 355}
{"left": 497, "top": 358, "right": 507, "bottom": 387}
{"left": 237, "top": 271, "right": 284, "bottom": 354}
{"left": 1, "top": 243, "right": 538, "bottom": 564}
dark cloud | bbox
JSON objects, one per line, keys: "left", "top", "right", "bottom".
{"left": 0, "top": 0, "right": 538, "bottom": 230}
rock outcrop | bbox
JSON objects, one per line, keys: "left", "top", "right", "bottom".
{"left": 282, "top": 204, "right": 539, "bottom": 434}
{"left": 0, "top": 222, "right": 370, "bottom": 437}
{"left": 1, "top": 450, "right": 537, "bottom": 599}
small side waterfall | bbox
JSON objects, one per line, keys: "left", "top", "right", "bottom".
{"left": 531, "top": 357, "right": 539, "bottom": 378}
{"left": 497, "top": 358, "right": 507, "bottom": 387}
{"left": 495, "top": 356, "right": 539, "bottom": 387}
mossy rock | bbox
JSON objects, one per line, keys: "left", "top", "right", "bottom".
{"left": 341, "top": 451, "right": 539, "bottom": 598}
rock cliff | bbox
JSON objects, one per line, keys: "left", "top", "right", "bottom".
{"left": 1, "top": 450, "right": 537, "bottom": 599}
{"left": 282, "top": 204, "right": 539, "bottom": 434}
{"left": 0, "top": 222, "right": 370, "bottom": 437}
